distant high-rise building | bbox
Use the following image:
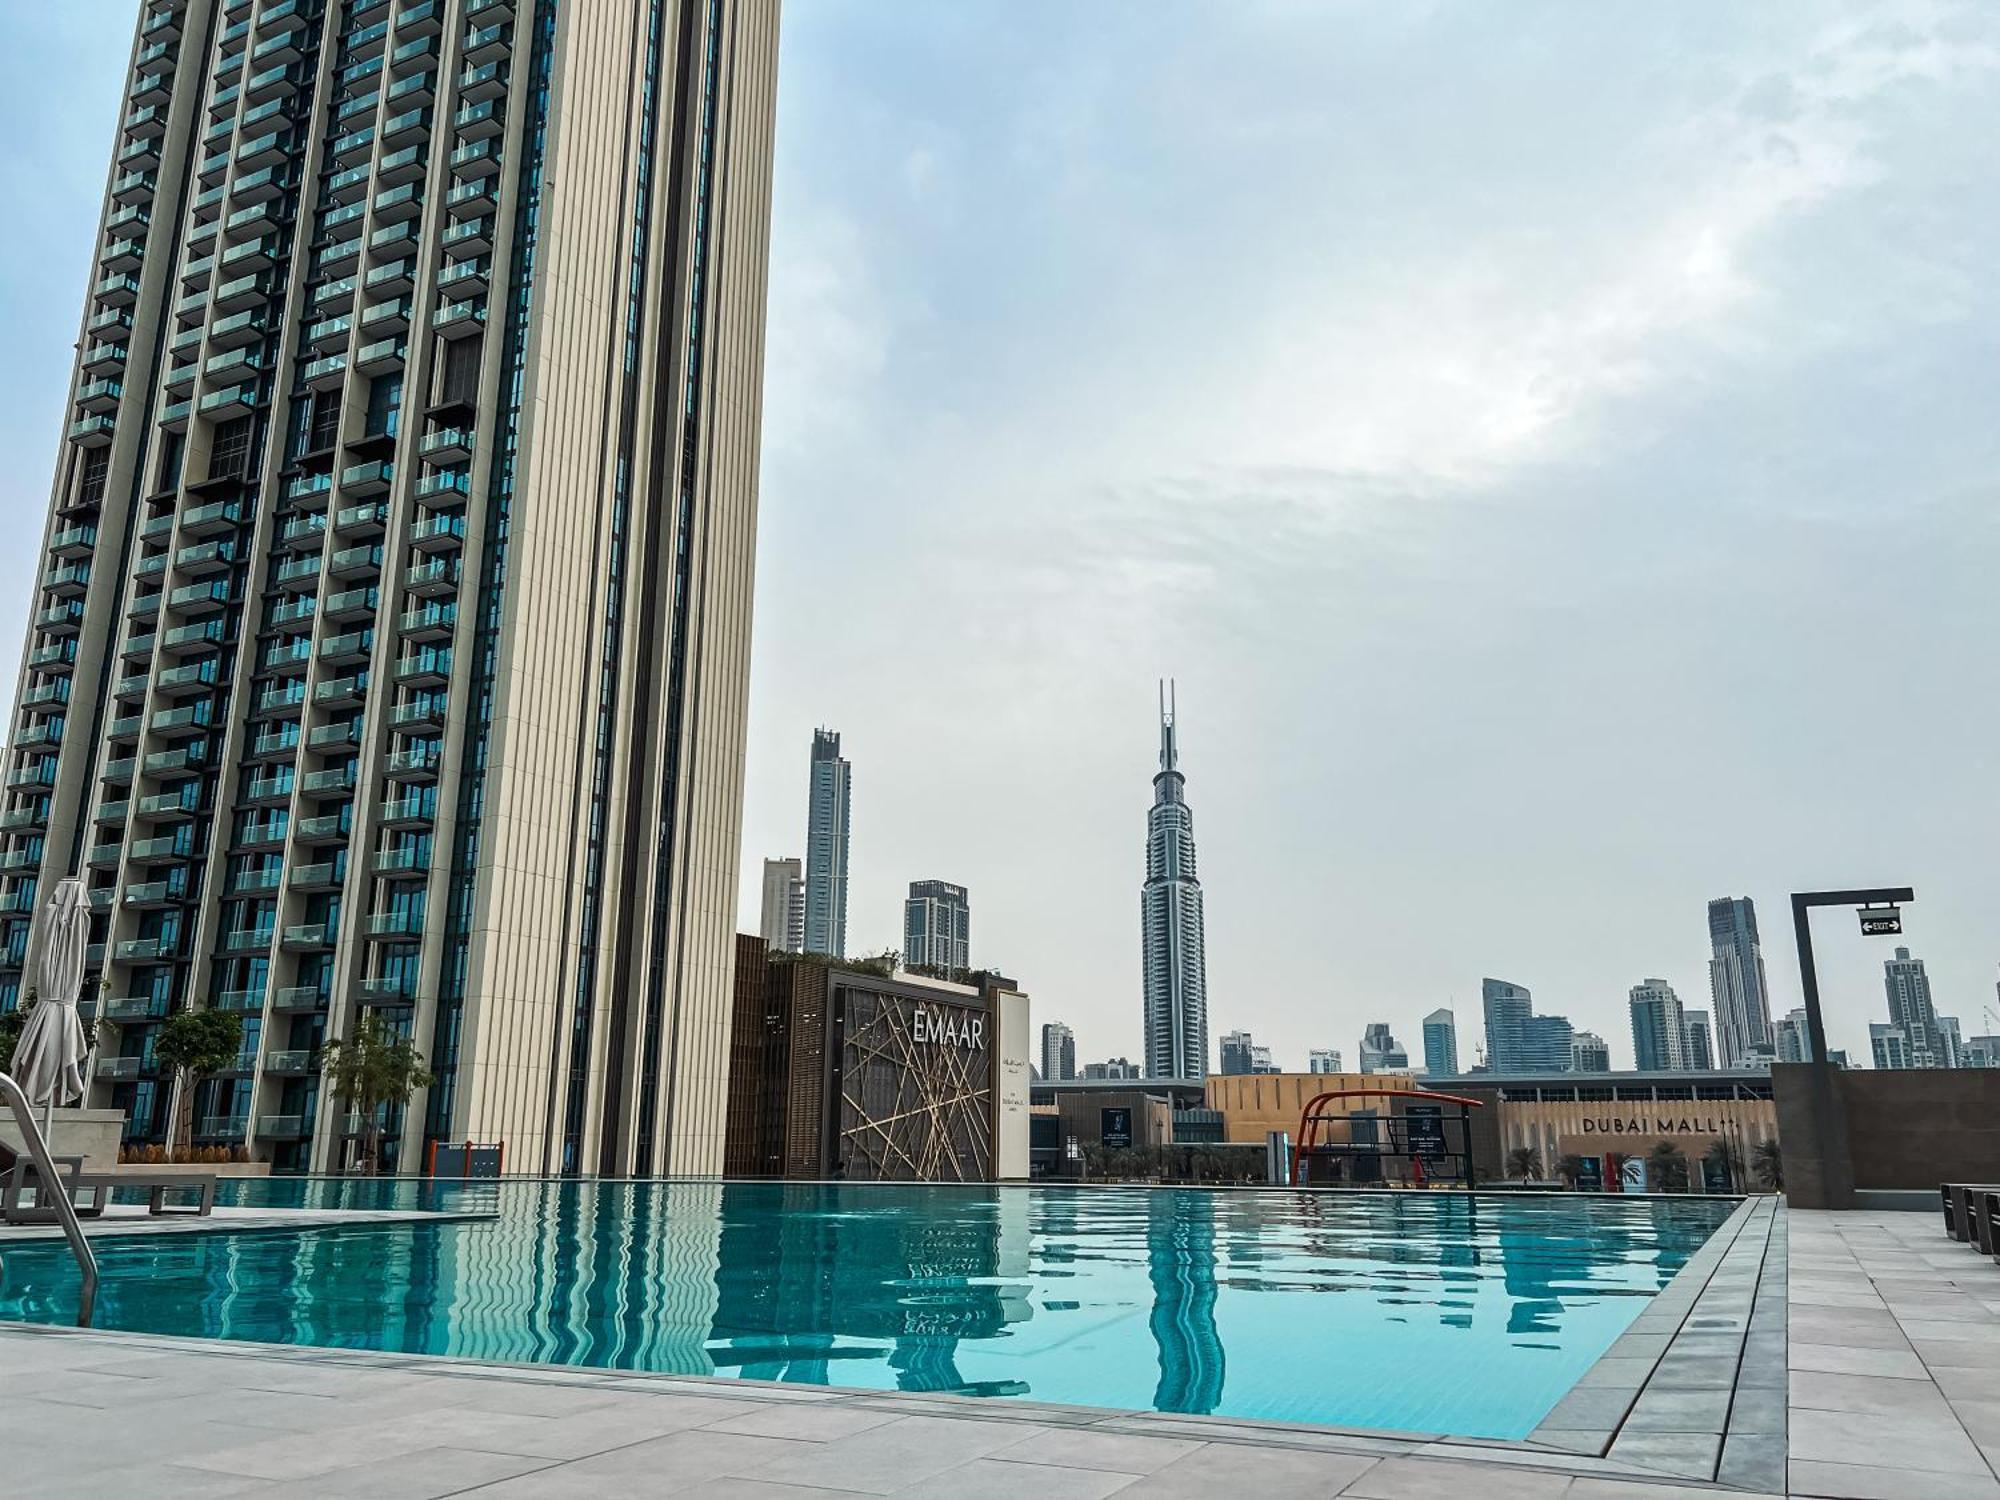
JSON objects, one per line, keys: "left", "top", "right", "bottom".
{"left": 1570, "top": 1031, "right": 1611, "bottom": 1072}
{"left": 1218, "top": 1029, "right": 1274, "bottom": 1075}
{"left": 1877, "top": 946, "right": 1948, "bottom": 1069}
{"left": 1521, "top": 1013, "right": 1575, "bottom": 1072}
{"left": 1308, "top": 1048, "right": 1344, "bottom": 1074}
{"left": 1141, "top": 682, "right": 1209, "bottom": 1080}
{"left": 1708, "top": 898, "right": 1774, "bottom": 1068}
{"left": 1773, "top": 1007, "right": 1813, "bottom": 1064}
{"left": 1937, "top": 1014, "right": 1966, "bottom": 1070}
{"left": 1359, "top": 1023, "right": 1409, "bottom": 1073}
{"left": 1630, "top": 979, "right": 1688, "bottom": 1071}
{"left": 0, "top": 0, "right": 784, "bottom": 1177}
{"left": 1039, "top": 1022, "right": 1077, "bottom": 1082}
{"left": 760, "top": 859, "right": 805, "bottom": 954}
{"left": 904, "top": 880, "right": 970, "bottom": 974}
{"left": 1961, "top": 1035, "right": 2000, "bottom": 1069}
{"left": 1422, "top": 1009, "right": 1459, "bottom": 1077}
{"left": 1682, "top": 1010, "right": 1715, "bottom": 1071}
{"left": 1083, "top": 1057, "right": 1141, "bottom": 1080}
{"left": 1870, "top": 1023, "right": 1913, "bottom": 1070}
{"left": 804, "top": 729, "right": 851, "bottom": 957}
{"left": 1481, "top": 979, "right": 1534, "bottom": 1071}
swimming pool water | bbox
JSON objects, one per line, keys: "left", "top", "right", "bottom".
{"left": 0, "top": 1182, "right": 1733, "bottom": 1438}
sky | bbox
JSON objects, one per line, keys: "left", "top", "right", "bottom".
{"left": 4, "top": 3, "right": 1998, "bottom": 1073}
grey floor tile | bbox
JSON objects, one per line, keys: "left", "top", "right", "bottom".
{"left": 703, "top": 1403, "right": 910, "bottom": 1442}
{"left": 1940, "top": 1367, "right": 2000, "bottom": 1403}
{"left": 477, "top": 1429, "right": 821, "bottom": 1495}
{"left": 1789, "top": 1367, "right": 1957, "bottom": 1416}
{"left": 1788, "top": 1342, "right": 1932, "bottom": 1381}
{"left": 683, "top": 1481, "right": 875, "bottom": 1500}
{"left": 896, "top": 1457, "right": 1142, "bottom": 1499}
{"left": 1918, "top": 1339, "right": 2000, "bottom": 1371}
{"left": 1788, "top": 1405, "right": 1991, "bottom": 1474}
{"left": 990, "top": 1428, "right": 1204, "bottom": 1474}
{"left": 283, "top": 1444, "right": 557, "bottom": 1498}
{"left": 1787, "top": 1458, "right": 2000, "bottom": 1499}
{"left": 742, "top": 1414, "right": 1051, "bottom": 1494}
{"left": 1142, "top": 1443, "right": 1378, "bottom": 1499}
{"left": 1618, "top": 1387, "right": 1729, "bottom": 1433}
{"left": 1338, "top": 1455, "right": 1576, "bottom": 1498}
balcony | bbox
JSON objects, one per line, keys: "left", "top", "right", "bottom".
{"left": 230, "top": 866, "right": 283, "bottom": 894}
{"left": 325, "top": 584, "right": 381, "bottom": 622}
{"left": 393, "top": 650, "right": 450, "bottom": 688}
{"left": 214, "top": 988, "right": 267, "bottom": 1015}
{"left": 291, "top": 860, "right": 341, "bottom": 890}
{"left": 295, "top": 811, "right": 352, "bottom": 844}
{"left": 137, "top": 783, "right": 201, "bottom": 819}
{"left": 257, "top": 1114, "right": 308, "bottom": 1140}
{"left": 313, "top": 674, "right": 367, "bottom": 709}
{"left": 224, "top": 926, "right": 273, "bottom": 953}
{"left": 404, "top": 559, "right": 457, "bottom": 596}
{"left": 262, "top": 1049, "right": 314, "bottom": 1076}
{"left": 96, "top": 1056, "right": 142, "bottom": 1081}
{"left": 271, "top": 986, "right": 327, "bottom": 1013}
{"left": 68, "top": 414, "right": 117, "bottom": 447}
{"left": 334, "top": 501, "right": 389, "bottom": 537}
{"left": 359, "top": 975, "right": 414, "bottom": 1004}
{"left": 161, "top": 619, "right": 225, "bottom": 654}
{"left": 166, "top": 580, "right": 231, "bottom": 615}
{"left": 389, "top": 698, "right": 446, "bottom": 731}
{"left": 308, "top": 720, "right": 365, "bottom": 751}
{"left": 149, "top": 703, "right": 212, "bottom": 738}
{"left": 114, "top": 935, "right": 175, "bottom": 962}
{"left": 399, "top": 603, "right": 455, "bottom": 643}
{"left": 339, "top": 460, "right": 393, "bottom": 498}
{"left": 280, "top": 922, "right": 333, "bottom": 951}
{"left": 378, "top": 795, "right": 433, "bottom": 828}
{"left": 199, "top": 1115, "right": 249, "bottom": 1140}
{"left": 122, "top": 879, "right": 186, "bottom": 910}
{"left": 414, "top": 470, "right": 471, "bottom": 506}
{"left": 366, "top": 909, "right": 424, "bottom": 938}
{"left": 102, "top": 995, "right": 161, "bottom": 1023}
{"left": 182, "top": 499, "right": 242, "bottom": 535}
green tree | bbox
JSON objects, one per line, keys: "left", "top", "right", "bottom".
{"left": 1505, "top": 1145, "right": 1542, "bottom": 1182}
{"left": 322, "top": 1013, "right": 434, "bottom": 1175}
{"left": 1752, "top": 1137, "right": 1783, "bottom": 1192}
{"left": 1647, "top": 1140, "right": 1691, "bottom": 1193}
{"left": 154, "top": 1008, "right": 243, "bottom": 1161}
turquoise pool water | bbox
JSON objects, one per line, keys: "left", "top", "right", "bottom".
{"left": 0, "top": 1182, "right": 1732, "bottom": 1438}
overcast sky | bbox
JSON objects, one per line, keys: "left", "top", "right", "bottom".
{"left": 4, "top": 4, "right": 1997, "bottom": 1072}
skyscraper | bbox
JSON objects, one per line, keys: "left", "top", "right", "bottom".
{"left": 1307, "top": 1048, "right": 1343, "bottom": 1074}
{"left": 1629, "top": 979, "right": 1688, "bottom": 1071}
{"left": 1359, "top": 1022, "right": 1409, "bottom": 1073}
{"left": 1039, "top": 1021, "right": 1076, "bottom": 1082}
{"left": 759, "top": 858, "right": 803, "bottom": 954}
{"left": 1707, "top": 897, "right": 1773, "bottom": 1068}
{"left": 803, "top": 728, "right": 849, "bottom": 957}
{"left": 1481, "top": 978, "right": 1532, "bottom": 1071}
{"left": 1682, "top": 1009, "right": 1714, "bottom": 1071}
{"left": 1218, "top": 1029, "right": 1255, "bottom": 1076}
{"left": 904, "top": 880, "right": 969, "bottom": 974}
{"left": 0, "top": 0, "right": 781, "bottom": 1177}
{"left": 1878, "top": 945, "right": 1949, "bottom": 1068}
{"left": 1773, "top": 1007, "right": 1813, "bottom": 1064}
{"left": 1141, "top": 682, "right": 1208, "bottom": 1080}
{"left": 1521, "top": 1014, "right": 1575, "bottom": 1072}
{"left": 1421, "top": 1008, "right": 1459, "bottom": 1077}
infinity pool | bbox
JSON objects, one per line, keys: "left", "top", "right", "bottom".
{"left": 0, "top": 1182, "right": 1732, "bottom": 1438}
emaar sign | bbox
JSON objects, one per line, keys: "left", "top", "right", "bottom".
{"left": 912, "top": 1006, "right": 985, "bottom": 1050}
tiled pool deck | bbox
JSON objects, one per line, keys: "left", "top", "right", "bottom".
{"left": 0, "top": 1198, "right": 1993, "bottom": 1496}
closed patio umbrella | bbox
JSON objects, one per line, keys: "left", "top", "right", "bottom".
{"left": 10, "top": 876, "right": 91, "bottom": 1134}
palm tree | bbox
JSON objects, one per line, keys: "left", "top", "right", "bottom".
{"left": 1647, "top": 1140, "right": 1691, "bottom": 1193}
{"left": 1704, "top": 1138, "right": 1742, "bottom": 1193}
{"left": 1555, "top": 1154, "right": 1587, "bottom": 1190}
{"left": 1505, "top": 1145, "right": 1542, "bottom": 1182}
{"left": 322, "top": 1013, "right": 434, "bottom": 1175}
{"left": 1752, "top": 1138, "right": 1783, "bottom": 1192}
{"left": 154, "top": 1008, "right": 243, "bottom": 1161}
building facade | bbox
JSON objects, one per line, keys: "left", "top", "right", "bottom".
{"left": 758, "top": 856, "right": 802, "bottom": 954}
{"left": 1570, "top": 1030, "right": 1610, "bottom": 1072}
{"left": 1877, "top": 946, "right": 1950, "bottom": 1069}
{"left": 1629, "top": 979, "right": 1687, "bottom": 1072}
{"left": 1307, "top": 1047, "right": 1343, "bottom": 1074}
{"left": 0, "top": 0, "right": 781, "bottom": 1177}
{"left": 1420, "top": 1008, "right": 1457, "bottom": 1078}
{"left": 1707, "top": 897, "right": 1773, "bottom": 1068}
{"left": 1358, "top": 1022, "right": 1408, "bottom": 1073}
{"left": 1774, "top": 1006, "right": 1812, "bottom": 1064}
{"left": 1218, "top": 1028, "right": 1273, "bottom": 1075}
{"left": 902, "top": 879, "right": 968, "bottom": 974}
{"left": 1481, "top": 978, "right": 1532, "bottom": 1071}
{"left": 1682, "top": 1009, "right": 1714, "bottom": 1071}
{"left": 1083, "top": 1056, "right": 1139, "bottom": 1080}
{"left": 1140, "top": 681, "right": 1207, "bottom": 1080}
{"left": 802, "top": 727, "right": 849, "bottom": 958}
{"left": 725, "top": 939, "right": 1030, "bottom": 1180}
{"left": 1522, "top": 1013, "right": 1575, "bottom": 1072}
{"left": 1038, "top": 1020, "right": 1076, "bottom": 1082}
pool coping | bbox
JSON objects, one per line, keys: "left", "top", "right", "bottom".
{"left": 0, "top": 1192, "right": 1784, "bottom": 1493}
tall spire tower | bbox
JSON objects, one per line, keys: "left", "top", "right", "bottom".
{"left": 1142, "top": 681, "right": 1209, "bottom": 1080}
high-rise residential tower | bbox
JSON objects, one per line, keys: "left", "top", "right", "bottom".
{"left": 0, "top": 0, "right": 782, "bottom": 1177}
{"left": 1421, "top": 1008, "right": 1458, "bottom": 1077}
{"left": 1359, "top": 1023, "right": 1408, "bottom": 1073}
{"left": 1570, "top": 1031, "right": 1611, "bottom": 1072}
{"left": 1481, "top": 978, "right": 1532, "bottom": 1071}
{"left": 758, "top": 857, "right": 802, "bottom": 953}
{"left": 1878, "top": 945, "right": 1949, "bottom": 1068}
{"left": 1682, "top": 1009, "right": 1714, "bottom": 1070}
{"left": 1629, "top": 979, "right": 1688, "bottom": 1071}
{"left": 1141, "top": 681, "right": 1208, "bottom": 1080}
{"left": 802, "top": 727, "right": 848, "bottom": 957}
{"left": 1038, "top": 1021, "right": 1076, "bottom": 1082}
{"left": 1307, "top": 1048, "right": 1343, "bottom": 1073}
{"left": 903, "top": 879, "right": 968, "bottom": 974}
{"left": 1707, "top": 897, "right": 1773, "bottom": 1067}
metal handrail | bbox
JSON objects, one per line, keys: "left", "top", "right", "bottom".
{"left": 0, "top": 1073, "right": 99, "bottom": 1326}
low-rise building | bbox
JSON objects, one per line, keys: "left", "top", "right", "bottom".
{"left": 726, "top": 939, "right": 1030, "bottom": 1180}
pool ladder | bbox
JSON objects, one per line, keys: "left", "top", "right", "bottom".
{"left": 0, "top": 1072, "right": 99, "bottom": 1326}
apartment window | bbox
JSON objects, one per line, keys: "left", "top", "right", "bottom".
{"left": 364, "top": 373, "right": 402, "bottom": 439}
{"left": 77, "top": 448, "right": 110, "bottom": 505}
{"left": 309, "top": 390, "right": 341, "bottom": 452}
{"left": 209, "top": 417, "right": 254, "bottom": 481}
{"left": 155, "top": 431, "right": 184, "bottom": 493}
{"left": 436, "top": 336, "right": 481, "bottom": 407}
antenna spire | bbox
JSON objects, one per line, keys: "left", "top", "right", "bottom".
{"left": 1158, "top": 678, "right": 1178, "bottom": 773}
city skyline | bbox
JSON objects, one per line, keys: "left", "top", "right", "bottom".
{"left": 4, "top": 5, "right": 1997, "bottom": 1078}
